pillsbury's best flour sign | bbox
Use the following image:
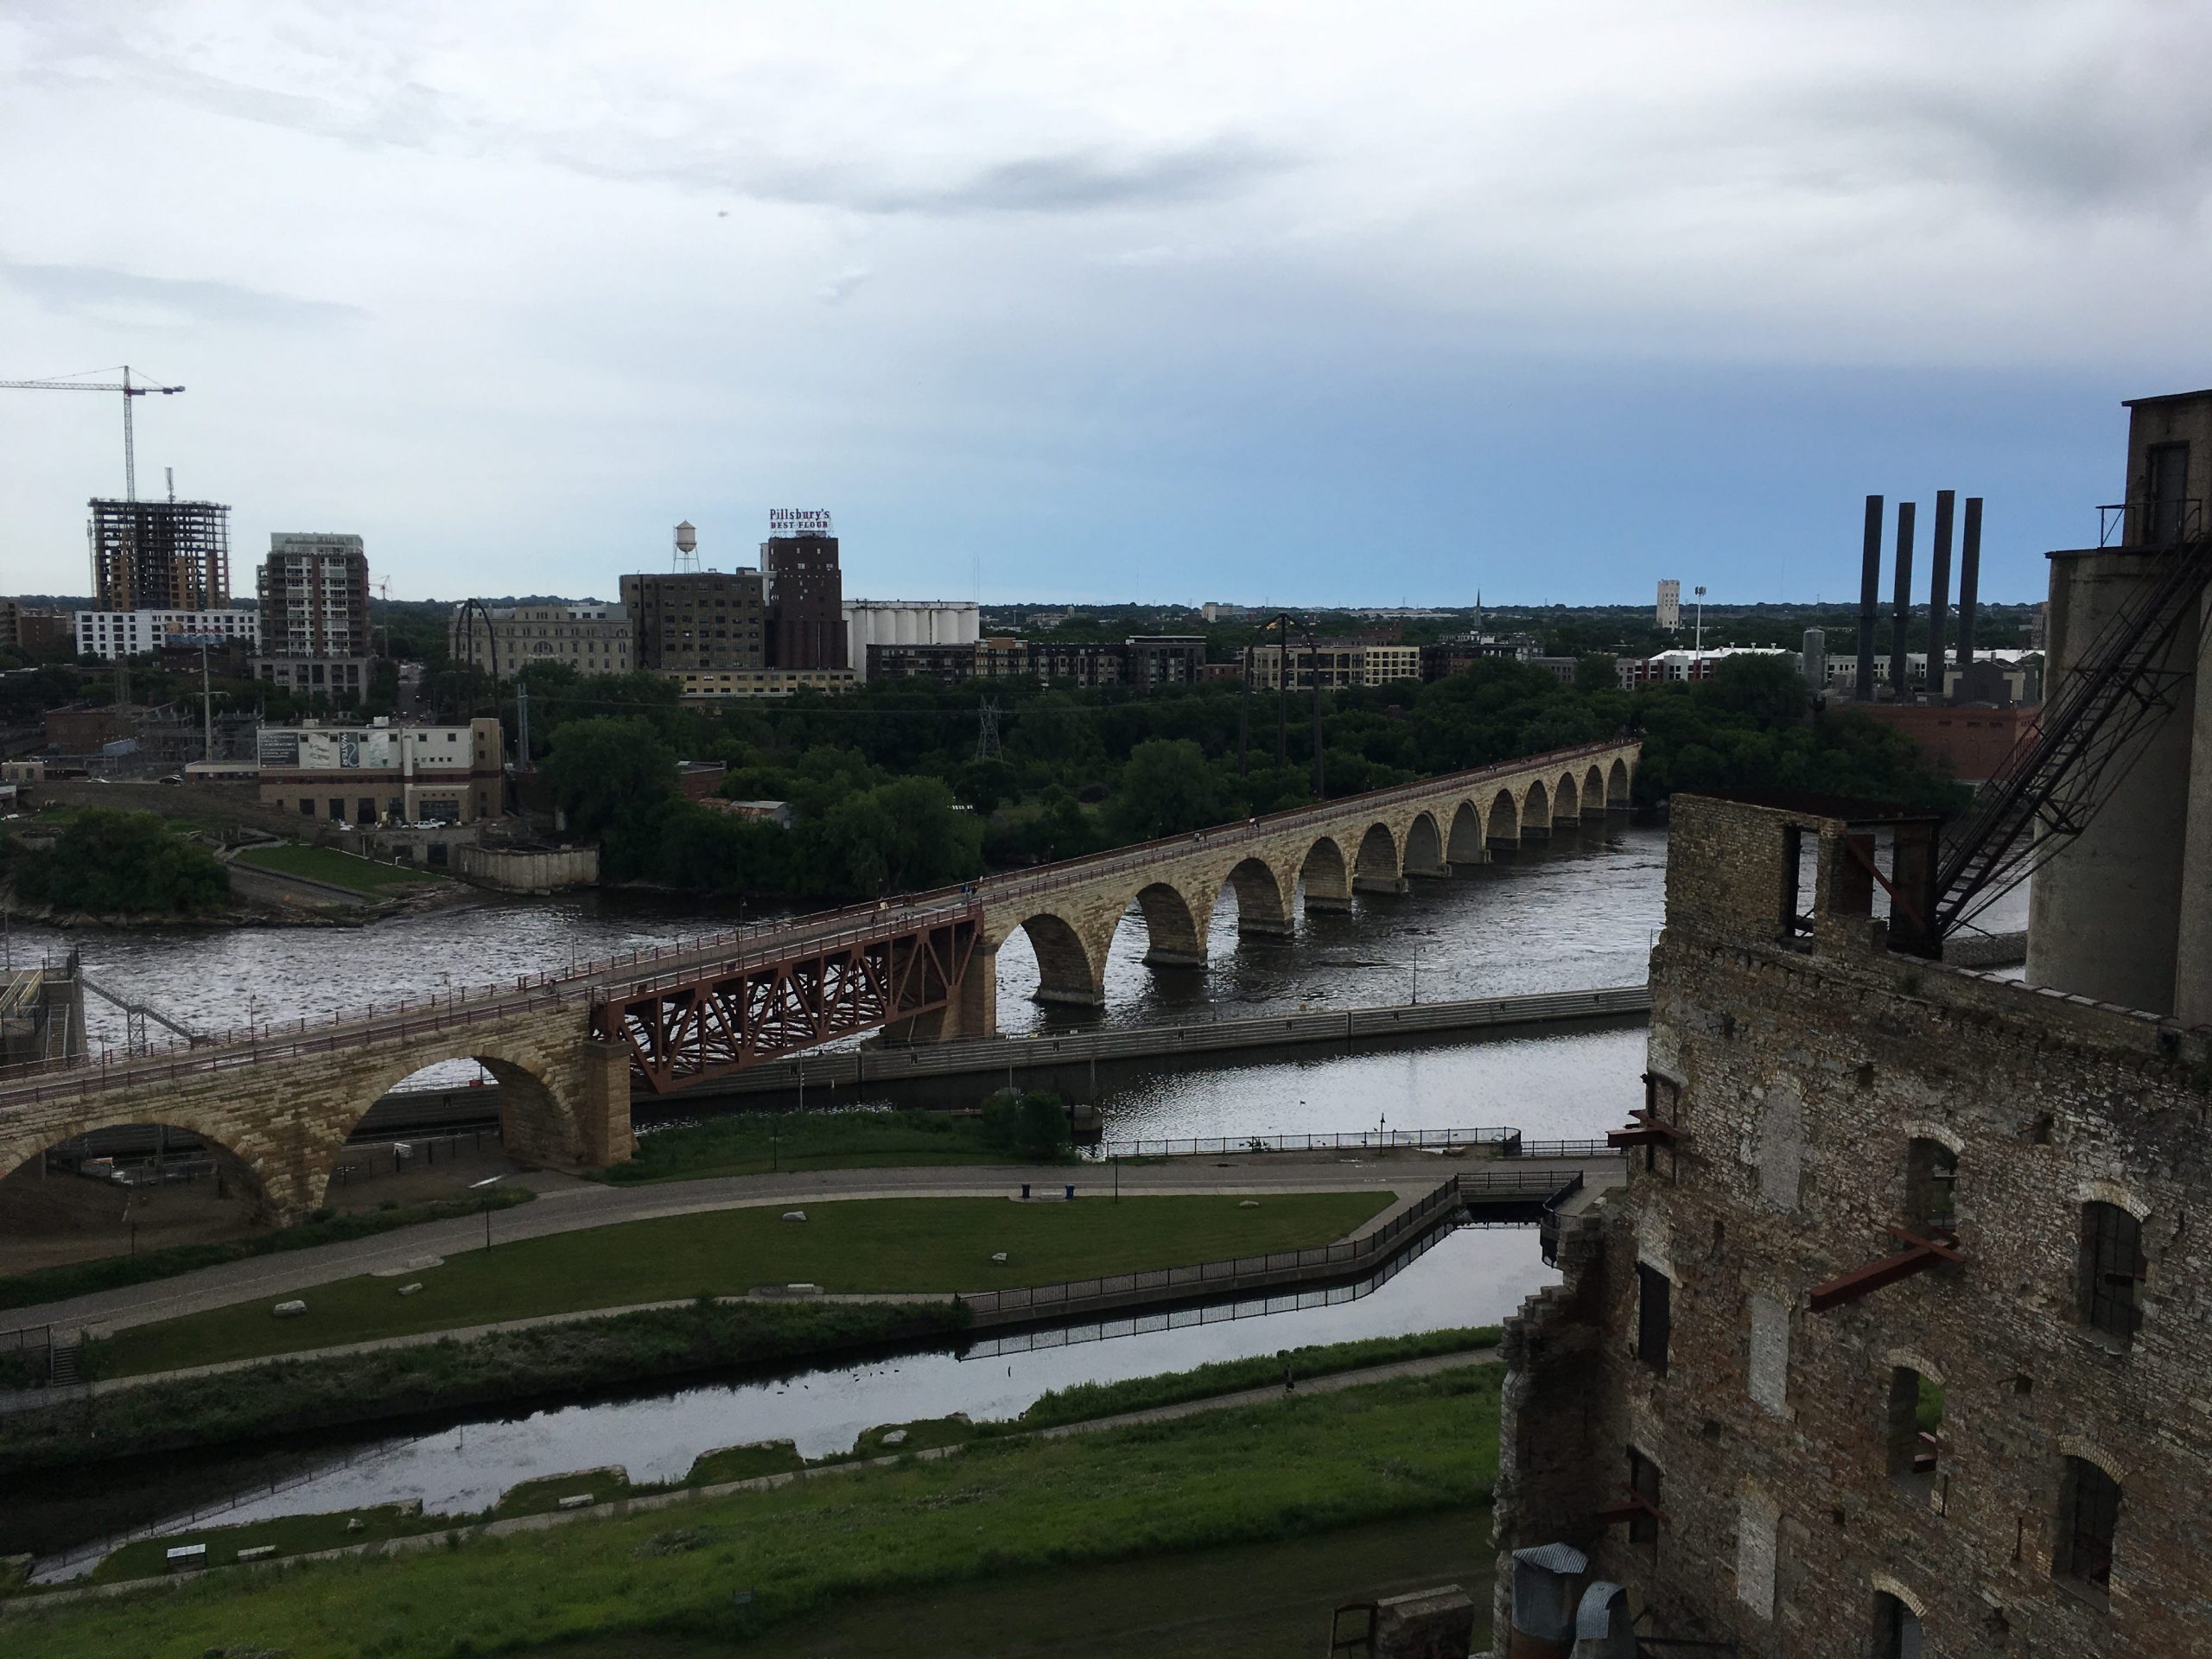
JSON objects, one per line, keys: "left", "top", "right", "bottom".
{"left": 767, "top": 509, "right": 832, "bottom": 536}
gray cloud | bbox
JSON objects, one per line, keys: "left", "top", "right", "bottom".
{"left": 0, "top": 261, "right": 370, "bottom": 328}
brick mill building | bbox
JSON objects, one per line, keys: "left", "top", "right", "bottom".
{"left": 1491, "top": 394, "right": 2212, "bottom": 1657}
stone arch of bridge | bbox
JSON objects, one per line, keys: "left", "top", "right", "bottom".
{"left": 1521, "top": 778, "right": 1553, "bottom": 841}
{"left": 1222, "top": 855, "right": 1296, "bottom": 940}
{"left": 1402, "top": 810, "right": 1447, "bottom": 878}
{"left": 328, "top": 1039, "right": 588, "bottom": 1209}
{"left": 1446, "top": 799, "right": 1487, "bottom": 865}
{"left": 2, "top": 1116, "right": 274, "bottom": 1228}
{"left": 1352, "top": 822, "right": 1404, "bottom": 893}
{"left": 1127, "top": 879, "right": 1210, "bottom": 969}
{"left": 1583, "top": 763, "right": 1607, "bottom": 819}
{"left": 1004, "top": 908, "right": 1109, "bottom": 1007}
{"left": 1608, "top": 755, "right": 1632, "bottom": 808}
{"left": 1487, "top": 786, "right": 1521, "bottom": 851}
{"left": 1298, "top": 836, "right": 1353, "bottom": 915}
{"left": 1553, "top": 770, "right": 1581, "bottom": 824}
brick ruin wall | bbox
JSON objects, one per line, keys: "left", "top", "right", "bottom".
{"left": 1492, "top": 794, "right": 2212, "bottom": 1658}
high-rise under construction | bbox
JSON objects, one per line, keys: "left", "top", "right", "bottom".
{"left": 86, "top": 498, "right": 231, "bottom": 612}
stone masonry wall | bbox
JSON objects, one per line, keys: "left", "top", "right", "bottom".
{"left": 1494, "top": 792, "right": 2212, "bottom": 1658}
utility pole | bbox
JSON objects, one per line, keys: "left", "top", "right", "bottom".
{"left": 199, "top": 640, "right": 214, "bottom": 762}
{"left": 1693, "top": 586, "right": 1707, "bottom": 676}
{"left": 515, "top": 680, "right": 532, "bottom": 772}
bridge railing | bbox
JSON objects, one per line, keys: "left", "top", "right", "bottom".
{"left": 0, "top": 739, "right": 1638, "bottom": 1101}
{"left": 1095, "top": 1126, "right": 1525, "bottom": 1159}
{"left": 959, "top": 1165, "right": 1603, "bottom": 1319}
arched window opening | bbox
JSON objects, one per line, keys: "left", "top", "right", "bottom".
{"left": 2055, "top": 1456, "right": 2122, "bottom": 1595}
{"left": 1885, "top": 1366, "right": 1946, "bottom": 1512}
{"left": 1872, "top": 1592, "right": 1923, "bottom": 1659}
{"left": 1904, "top": 1138, "right": 1957, "bottom": 1236}
{"left": 2078, "top": 1201, "right": 2145, "bottom": 1348}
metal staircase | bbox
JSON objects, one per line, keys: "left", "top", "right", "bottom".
{"left": 1929, "top": 528, "right": 2212, "bottom": 942}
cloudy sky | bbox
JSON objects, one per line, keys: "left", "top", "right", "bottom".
{"left": 3, "top": 2, "right": 2206, "bottom": 607}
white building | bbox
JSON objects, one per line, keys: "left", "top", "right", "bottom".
{"left": 1656, "top": 579, "right": 1681, "bottom": 631}
{"left": 74, "top": 607, "right": 260, "bottom": 661}
{"left": 1618, "top": 645, "right": 1796, "bottom": 689}
{"left": 843, "top": 601, "right": 980, "bottom": 683}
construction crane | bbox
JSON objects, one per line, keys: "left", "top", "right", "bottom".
{"left": 0, "top": 365, "right": 186, "bottom": 501}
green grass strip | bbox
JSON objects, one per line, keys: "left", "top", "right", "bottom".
{"left": 3, "top": 1367, "right": 1500, "bottom": 1656}
{"left": 0, "top": 1188, "right": 535, "bottom": 1314}
{"left": 92, "top": 1192, "right": 1389, "bottom": 1377}
{"left": 1011, "top": 1325, "right": 1500, "bottom": 1428}
{"left": 232, "top": 843, "right": 441, "bottom": 892}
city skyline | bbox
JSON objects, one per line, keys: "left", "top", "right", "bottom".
{"left": 6, "top": 3, "right": 2206, "bottom": 607}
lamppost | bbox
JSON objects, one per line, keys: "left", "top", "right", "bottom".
{"left": 1693, "top": 585, "right": 1707, "bottom": 676}
{"left": 470, "top": 1173, "right": 504, "bottom": 1250}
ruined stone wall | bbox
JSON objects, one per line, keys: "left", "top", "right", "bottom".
{"left": 1495, "top": 793, "right": 2212, "bottom": 1658}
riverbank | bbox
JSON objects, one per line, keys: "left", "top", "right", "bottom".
{"left": 1, "top": 1363, "right": 1500, "bottom": 1656}
{"left": 86, "top": 1192, "right": 1392, "bottom": 1377}
{"left": 0, "top": 1299, "right": 969, "bottom": 1478}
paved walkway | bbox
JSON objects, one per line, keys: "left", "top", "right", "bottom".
{"left": 10, "top": 1346, "right": 1498, "bottom": 1611}
{"left": 7, "top": 1150, "right": 1602, "bottom": 1341}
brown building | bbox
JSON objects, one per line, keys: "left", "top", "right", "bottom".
{"left": 86, "top": 498, "right": 230, "bottom": 612}
{"left": 1492, "top": 392, "right": 2212, "bottom": 1659}
{"left": 256, "top": 718, "right": 503, "bottom": 824}
{"left": 621, "top": 570, "right": 767, "bottom": 673}
{"left": 1858, "top": 702, "right": 2039, "bottom": 785}
{"left": 0, "top": 601, "right": 73, "bottom": 660}
{"left": 762, "top": 529, "right": 845, "bottom": 670}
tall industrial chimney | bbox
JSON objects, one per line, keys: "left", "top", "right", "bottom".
{"left": 1928, "top": 490, "right": 1955, "bottom": 700}
{"left": 1856, "top": 495, "right": 1883, "bottom": 701}
{"left": 1956, "top": 497, "right": 1983, "bottom": 671}
{"left": 1889, "top": 500, "right": 1916, "bottom": 696}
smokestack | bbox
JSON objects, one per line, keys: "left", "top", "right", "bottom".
{"left": 1890, "top": 500, "right": 1916, "bottom": 696}
{"left": 1928, "top": 490, "right": 1955, "bottom": 701}
{"left": 1956, "top": 497, "right": 1982, "bottom": 670}
{"left": 1856, "top": 494, "right": 1883, "bottom": 701}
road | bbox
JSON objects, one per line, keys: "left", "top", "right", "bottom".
{"left": 5, "top": 1150, "right": 1611, "bottom": 1340}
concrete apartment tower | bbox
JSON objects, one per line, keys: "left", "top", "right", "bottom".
{"left": 251, "top": 533, "right": 372, "bottom": 701}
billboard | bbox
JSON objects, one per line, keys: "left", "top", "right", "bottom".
{"left": 767, "top": 509, "right": 832, "bottom": 537}
{"left": 257, "top": 729, "right": 396, "bottom": 771}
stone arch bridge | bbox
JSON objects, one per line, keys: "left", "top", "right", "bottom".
{"left": 0, "top": 741, "right": 1634, "bottom": 1222}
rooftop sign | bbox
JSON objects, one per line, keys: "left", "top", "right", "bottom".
{"left": 768, "top": 509, "right": 832, "bottom": 537}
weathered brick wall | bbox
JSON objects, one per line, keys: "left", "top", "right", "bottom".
{"left": 1495, "top": 794, "right": 2212, "bottom": 1659}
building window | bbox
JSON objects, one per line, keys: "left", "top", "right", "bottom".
{"left": 1637, "top": 1263, "right": 1671, "bottom": 1376}
{"left": 2055, "top": 1456, "right": 2122, "bottom": 1593}
{"left": 1885, "top": 1367, "right": 1944, "bottom": 1505}
{"left": 1747, "top": 1292, "right": 1789, "bottom": 1413}
{"left": 1904, "top": 1138, "right": 1957, "bottom": 1235}
{"left": 1626, "top": 1447, "right": 1662, "bottom": 1546}
{"left": 1872, "top": 1592, "right": 1923, "bottom": 1659}
{"left": 2078, "top": 1202, "right": 2144, "bottom": 1347}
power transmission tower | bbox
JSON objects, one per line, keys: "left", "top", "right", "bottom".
{"left": 976, "top": 697, "right": 1003, "bottom": 762}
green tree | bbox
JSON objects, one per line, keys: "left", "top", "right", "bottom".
{"left": 1107, "top": 740, "right": 1235, "bottom": 841}
{"left": 12, "top": 810, "right": 229, "bottom": 915}
{"left": 543, "top": 717, "right": 680, "bottom": 846}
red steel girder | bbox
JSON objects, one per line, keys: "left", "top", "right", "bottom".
{"left": 1807, "top": 1227, "right": 1963, "bottom": 1314}
{"left": 593, "top": 915, "right": 979, "bottom": 1092}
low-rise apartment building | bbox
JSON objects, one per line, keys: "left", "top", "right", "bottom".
{"left": 74, "top": 607, "right": 259, "bottom": 661}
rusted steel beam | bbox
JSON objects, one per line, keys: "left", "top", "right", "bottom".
{"left": 1594, "top": 1493, "right": 1668, "bottom": 1528}
{"left": 1606, "top": 1109, "right": 1684, "bottom": 1149}
{"left": 1808, "top": 1230, "right": 1963, "bottom": 1313}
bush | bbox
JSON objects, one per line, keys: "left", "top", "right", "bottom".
{"left": 978, "top": 1090, "right": 1071, "bottom": 1160}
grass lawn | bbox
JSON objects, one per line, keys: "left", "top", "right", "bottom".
{"left": 607, "top": 1109, "right": 1073, "bottom": 1184}
{"left": 233, "top": 842, "right": 441, "bottom": 893}
{"left": 4, "top": 1367, "right": 1498, "bottom": 1658}
{"left": 95, "top": 1192, "right": 1392, "bottom": 1376}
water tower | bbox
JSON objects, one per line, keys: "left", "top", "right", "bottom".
{"left": 673, "top": 520, "right": 698, "bottom": 572}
